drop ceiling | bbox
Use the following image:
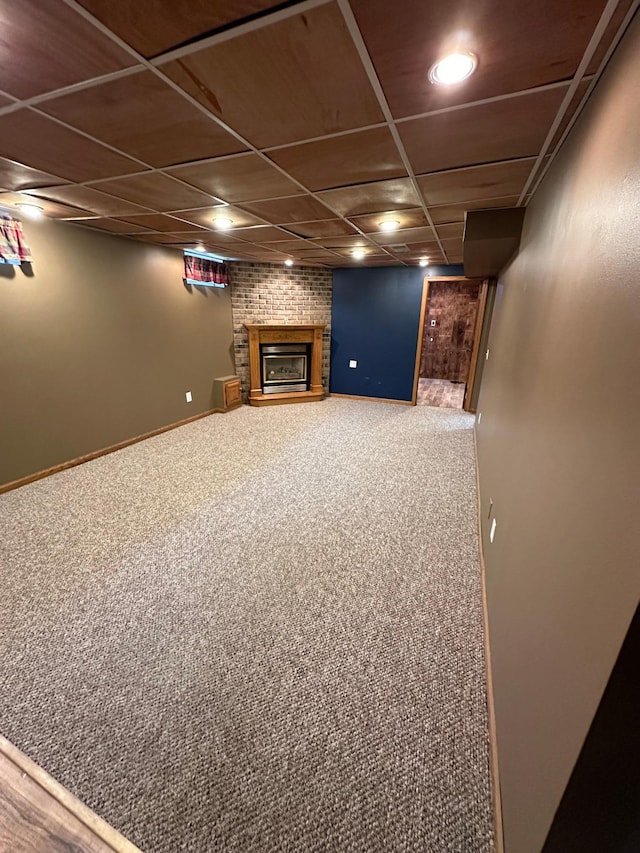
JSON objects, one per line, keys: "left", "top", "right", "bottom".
{"left": 0, "top": 0, "right": 635, "bottom": 267}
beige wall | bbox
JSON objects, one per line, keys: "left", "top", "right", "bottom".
{"left": 476, "top": 13, "right": 640, "bottom": 853}
{"left": 0, "top": 218, "right": 234, "bottom": 486}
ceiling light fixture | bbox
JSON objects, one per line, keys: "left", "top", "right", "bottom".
{"left": 213, "top": 216, "right": 233, "bottom": 230}
{"left": 428, "top": 51, "right": 478, "bottom": 85}
{"left": 419, "top": 258, "right": 429, "bottom": 267}
{"left": 379, "top": 219, "right": 400, "bottom": 232}
{"left": 194, "top": 243, "right": 206, "bottom": 252}
{"left": 16, "top": 202, "right": 44, "bottom": 219}
{"left": 351, "top": 248, "right": 366, "bottom": 260}
{"left": 284, "top": 259, "right": 294, "bottom": 267}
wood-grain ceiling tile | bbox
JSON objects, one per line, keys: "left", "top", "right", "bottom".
{"left": 0, "top": 0, "right": 136, "bottom": 99}
{"left": 169, "top": 230, "right": 241, "bottom": 246}
{"left": 75, "top": 0, "right": 284, "bottom": 58}
{"left": 428, "top": 195, "right": 521, "bottom": 225}
{"left": 317, "top": 178, "right": 420, "bottom": 217}
{"left": 74, "top": 218, "right": 153, "bottom": 234}
{"left": 169, "top": 229, "right": 244, "bottom": 245}
{"left": 587, "top": 0, "right": 636, "bottom": 74}
{"left": 333, "top": 248, "right": 391, "bottom": 260}
{"left": 117, "top": 213, "right": 204, "bottom": 232}
{"left": 403, "top": 244, "right": 446, "bottom": 261}
{"left": 23, "top": 186, "right": 150, "bottom": 217}
{"left": 400, "top": 241, "right": 442, "bottom": 254}
{"left": 435, "top": 223, "right": 465, "bottom": 241}
{"left": 255, "top": 239, "right": 321, "bottom": 253}
{"left": 0, "top": 191, "right": 94, "bottom": 219}
{"left": 350, "top": 207, "right": 430, "bottom": 233}
{"left": 0, "top": 111, "right": 144, "bottom": 182}
{"left": 314, "top": 236, "right": 382, "bottom": 249}
{"left": 440, "top": 238, "right": 464, "bottom": 260}
{"left": 0, "top": 158, "right": 68, "bottom": 192}
{"left": 177, "top": 206, "right": 263, "bottom": 229}
{"left": 87, "top": 173, "right": 217, "bottom": 212}
{"left": 269, "top": 128, "right": 406, "bottom": 191}
{"left": 284, "top": 220, "right": 358, "bottom": 238}
{"left": 350, "top": 0, "right": 607, "bottom": 118}
{"left": 161, "top": 4, "right": 383, "bottom": 148}
{"left": 239, "top": 195, "right": 336, "bottom": 224}
{"left": 225, "top": 225, "right": 297, "bottom": 242}
{"left": 39, "top": 72, "right": 246, "bottom": 168}
{"left": 167, "top": 154, "right": 300, "bottom": 202}
{"left": 132, "top": 232, "right": 186, "bottom": 244}
{"left": 399, "top": 87, "right": 567, "bottom": 175}
{"left": 375, "top": 226, "right": 437, "bottom": 246}
{"left": 417, "top": 159, "right": 536, "bottom": 206}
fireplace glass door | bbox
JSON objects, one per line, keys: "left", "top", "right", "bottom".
{"left": 261, "top": 344, "right": 308, "bottom": 394}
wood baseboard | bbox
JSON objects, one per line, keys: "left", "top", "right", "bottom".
{"left": 329, "top": 393, "right": 413, "bottom": 406}
{"left": 0, "top": 409, "right": 219, "bottom": 495}
{"left": 0, "top": 735, "right": 141, "bottom": 852}
{"left": 473, "top": 426, "right": 505, "bottom": 853}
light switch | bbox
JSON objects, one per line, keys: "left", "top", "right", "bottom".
{"left": 430, "top": 319, "right": 436, "bottom": 327}
{"left": 349, "top": 360, "right": 357, "bottom": 368}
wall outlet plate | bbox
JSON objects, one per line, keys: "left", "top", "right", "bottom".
{"left": 349, "top": 360, "right": 357, "bottom": 368}
{"left": 185, "top": 391, "right": 192, "bottom": 402}
{"left": 490, "top": 517, "right": 497, "bottom": 543}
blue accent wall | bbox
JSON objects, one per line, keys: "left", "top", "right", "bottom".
{"left": 330, "top": 265, "right": 463, "bottom": 401}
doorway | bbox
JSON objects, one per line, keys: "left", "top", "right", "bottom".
{"left": 413, "top": 278, "right": 487, "bottom": 412}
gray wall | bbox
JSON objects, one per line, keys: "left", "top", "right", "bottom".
{"left": 0, "top": 219, "right": 234, "bottom": 486}
{"left": 476, "top": 13, "right": 640, "bottom": 853}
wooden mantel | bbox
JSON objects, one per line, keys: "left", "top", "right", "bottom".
{"left": 244, "top": 324, "right": 325, "bottom": 407}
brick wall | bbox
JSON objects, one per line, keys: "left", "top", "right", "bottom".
{"left": 229, "top": 262, "right": 333, "bottom": 397}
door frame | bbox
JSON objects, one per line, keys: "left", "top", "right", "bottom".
{"left": 412, "top": 276, "right": 488, "bottom": 411}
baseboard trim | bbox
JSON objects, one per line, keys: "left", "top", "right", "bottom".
{"left": 473, "top": 426, "right": 505, "bottom": 853}
{"left": 0, "top": 735, "right": 141, "bottom": 852}
{"left": 330, "top": 393, "right": 413, "bottom": 406}
{"left": 0, "top": 409, "right": 219, "bottom": 495}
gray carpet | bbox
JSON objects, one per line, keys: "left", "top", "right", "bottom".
{"left": 0, "top": 399, "right": 494, "bottom": 852}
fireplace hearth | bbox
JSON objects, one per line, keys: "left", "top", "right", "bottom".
{"left": 244, "top": 324, "right": 325, "bottom": 406}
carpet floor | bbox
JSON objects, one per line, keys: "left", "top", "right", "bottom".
{"left": 0, "top": 399, "right": 494, "bottom": 853}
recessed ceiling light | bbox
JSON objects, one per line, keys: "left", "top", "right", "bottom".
{"left": 16, "top": 202, "right": 44, "bottom": 219}
{"left": 419, "top": 258, "right": 429, "bottom": 267}
{"left": 351, "top": 248, "right": 366, "bottom": 260}
{"left": 428, "top": 51, "right": 478, "bottom": 85}
{"left": 379, "top": 219, "right": 400, "bottom": 232}
{"left": 284, "top": 259, "right": 294, "bottom": 267}
{"left": 213, "top": 216, "right": 233, "bottom": 230}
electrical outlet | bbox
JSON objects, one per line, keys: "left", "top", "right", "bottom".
{"left": 185, "top": 391, "right": 192, "bottom": 402}
{"left": 430, "top": 319, "right": 436, "bottom": 327}
{"left": 485, "top": 348, "right": 490, "bottom": 361}
{"left": 349, "top": 360, "right": 357, "bottom": 368}
{"left": 490, "top": 517, "right": 497, "bottom": 543}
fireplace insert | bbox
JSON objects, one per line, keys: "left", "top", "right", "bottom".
{"left": 261, "top": 343, "right": 309, "bottom": 394}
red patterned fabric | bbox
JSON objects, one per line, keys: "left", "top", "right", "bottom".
{"left": 184, "top": 254, "right": 229, "bottom": 286}
{"left": 0, "top": 215, "right": 32, "bottom": 264}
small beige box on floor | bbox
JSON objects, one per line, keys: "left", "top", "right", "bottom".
{"left": 212, "top": 375, "right": 242, "bottom": 413}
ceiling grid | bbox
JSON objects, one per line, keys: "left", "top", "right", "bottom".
{"left": 0, "top": 0, "right": 633, "bottom": 267}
